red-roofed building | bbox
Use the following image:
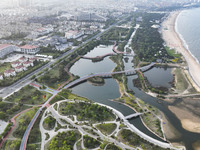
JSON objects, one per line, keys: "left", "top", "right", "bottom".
{"left": 20, "top": 45, "right": 40, "bottom": 54}
{"left": 4, "top": 69, "right": 16, "bottom": 77}
{"left": 0, "top": 44, "right": 17, "bottom": 58}
{"left": 29, "top": 57, "right": 37, "bottom": 62}
{"left": 19, "top": 56, "right": 28, "bottom": 63}
{"left": 14, "top": 65, "right": 25, "bottom": 72}
{"left": 11, "top": 61, "right": 21, "bottom": 68}
{"left": 23, "top": 61, "right": 34, "bottom": 68}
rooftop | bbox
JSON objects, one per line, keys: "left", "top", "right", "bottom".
{"left": 0, "top": 44, "right": 11, "bottom": 50}
{"left": 20, "top": 45, "right": 38, "bottom": 49}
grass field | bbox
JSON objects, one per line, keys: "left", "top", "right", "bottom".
{"left": 5, "top": 85, "right": 52, "bottom": 105}
{"left": 0, "top": 62, "right": 11, "bottom": 74}
{"left": 96, "top": 123, "right": 117, "bottom": 135}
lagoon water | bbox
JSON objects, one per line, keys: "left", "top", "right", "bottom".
{"left": 176, "top": 7, "right": 200, "bottom": 63}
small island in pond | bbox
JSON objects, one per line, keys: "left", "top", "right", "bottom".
{"left": 87, "top": 76, "right": 105, "bottom": 86}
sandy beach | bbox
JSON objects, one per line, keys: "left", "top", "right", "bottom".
{"left": 162, "top": 11, "right": 200, "bottom": 92}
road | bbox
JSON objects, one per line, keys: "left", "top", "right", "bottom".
{"left": 0, "top": 14, "right": 128, "bottom": 99}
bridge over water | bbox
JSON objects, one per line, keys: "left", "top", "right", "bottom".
{"left": 64, "top": 62, "right": 155, "bottom": 89}
{"left": 124, "top": 113, "right": 143, "bottom": 120}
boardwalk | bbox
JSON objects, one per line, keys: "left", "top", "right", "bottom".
{"left": 64, "top": 63, "right": 155, "bottom": 89}
{"left": 81, "top": 53, "right": 117, "bottom": 60}
{"left": 124, "top": 113, "right": 143, "bottom": 120}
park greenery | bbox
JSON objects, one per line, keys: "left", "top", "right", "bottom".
{"left": 43, "top": 116, "right": 56, "bottom": 130}
{"left": 0, "top": 101, "right": 29, "bottom": 121}
{"left": 27, "top": 110, "right": 44, "bottom": 150}
{"left": 101, "top": 27, "right": 130, "bottom": 41}
{"left": 49, "top": 89, "right": 90, "bottom": 104}
{"left": 96, "top": 123, "right": 117, "bottom": 135}
{"left": 118, "top": 129, "right": 169, "bottom": 150}
{"left": 106, "top": 144, "right": 122, "bottom": 150}
{"left": 48, "top": 130, "right": 81, "bottom": 150}
{"left": 13, "top": 107, "right": 38, "bottom": 139}
{"left": 5, "top": 85, "right": 52, "bottom": 105}
{"left": 59, "top": 102, "right": 115, "bottom": 122}
{"left": 83, "top": 135, "right": 101, "bottom": 149}
{"left": 131, "top": 13, "right": 171, "bottom": 62}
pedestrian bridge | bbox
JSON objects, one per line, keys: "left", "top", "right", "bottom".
{"left": 124, "top": 113, "right": 143, "bottom": 120}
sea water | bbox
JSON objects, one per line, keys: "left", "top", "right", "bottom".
{"left": 176, "top": 7, "right": 200, "bottom": 63}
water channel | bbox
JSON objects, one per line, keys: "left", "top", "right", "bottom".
{"left": 69, "top": 44, "right": 200, "bottom": 149}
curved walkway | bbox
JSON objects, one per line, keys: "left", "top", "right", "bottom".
{"left": 64, "top": 63, "right": 155, "bottom": 89}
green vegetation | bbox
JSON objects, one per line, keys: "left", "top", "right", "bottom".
{"left": 165, "top": 47, "right": 182, "bottom": 63}
{"left": 43, "top": 116, "right": 56, "bottom": 130}
{"left": 87, "top": 76, "right": 105, "bottom": 85}
{"left": 82, "top": 127, "right": 99, "bottom": 136}
{"left": 106, "top": 144, "right": 122, "bottom": 150}
{"left": 37, "top": 62, "right": 71, "bottom": 89}
{"left": 54, "top": 122, "right": 67, "bottom": 132}
{"left": 0, "top": 61, "right": 47, "bottom": 86}
{"left": 53, "top": 103, "right": 58, "bottom": 111}
{"left": 59, "top": 102, "right": 115, "bottom": 122}
{"left": 141, "top": 113, "right": 163, "bottom": 138}
{"left": 174, "top": 68, "right": 189, "bottom": 92}
{"left": 0, "top": 101, "right": 29, "bottom": 121}
{"left": 83, "top": 135, "right": 101, "bottom": 149}
{"left": 27, "top": 110, "right": 44, "bottom": 148}
{"left": 96, "top": 123, "right": 117, "bottom": 135}
{"left": 0, "top": 62, "right": 11, "bottom": 73}
{"left": 132, "top": 13, "right": 170, "bottom": 62}
{"left": 13, "top": 107, "right": 38, "bottom": 139}
{"left": 101, "top": 27, "right": 129, "bottom": 41}
{"left": 45, "top": 133, "right": 50, "bottom": 140}
{"left": 48, "top": 130, "right": 81, "bottom": 150}
{"left": 118, "top": 129, "right": 169, "bottom": 150}
{"left": 50, "top": 89, "right": 89, "bottom": 104}
{"left": 0, "top": 123, "right": 13, "bottom": 143}
{"left": 39, "top": 45, "right": 64, "bottom": 58}
{"left": 3, "top": 139, "right": 21, "bottom": 150}
{"left": 5, "top": 85, "right": 52, "bottom": 105}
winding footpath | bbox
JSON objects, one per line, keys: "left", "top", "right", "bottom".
{"left": 18, "top": 62, "right": 174, "bottom": 150}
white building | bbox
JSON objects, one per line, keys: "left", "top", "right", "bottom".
{"left": 32, "top": 27, "right": 53, "bottom": 37}
{"left": 4, "top": 69, "right": 16, "bottom": 77}
{"left": 0, "top": 74, "right": 3, "bottom": 80}
{"left": 20, "top": 45, "right": 40, "bottom": 54}
{"left": 11, "top": 61, "right": 21, "bottom": 68}
{"left": 23, "top": 61, "right": 34, "bottom": 68}
{"left": 15, "top": 65, "right": 24, "bottom": 72}
{"left": 65, "top": 30, "right": 84, "bottom": 39}
{"left": 0, "top": 44, "right": 17, "bottom": 58}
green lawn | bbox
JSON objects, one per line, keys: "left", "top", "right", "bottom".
{"left": 174, "top": 68, "right": 189, "bottom": 92}
{"left": 0, "top": 62, "right": 11, "bottom": 73}
{"left": 5, "top": 85, "right": 52, "bottom": 105}
{"left": 165, "top": 47, "right": 181, "bottom": 58}
{"left": 96, "top": 123, "right": 117, "bottom": 135}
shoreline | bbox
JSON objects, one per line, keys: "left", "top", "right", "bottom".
{"left": 162, "top": 10, "right": 200, "bottom": 92}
